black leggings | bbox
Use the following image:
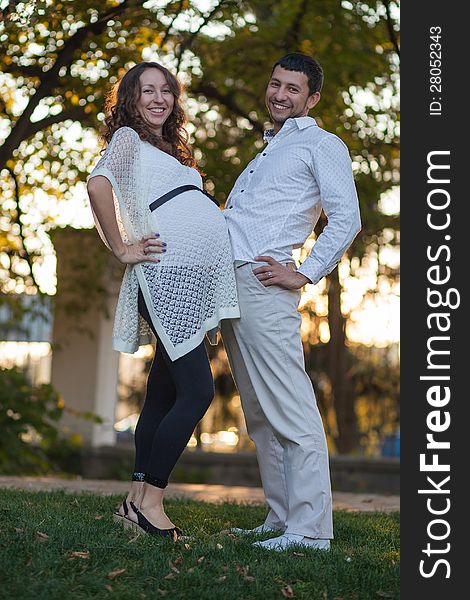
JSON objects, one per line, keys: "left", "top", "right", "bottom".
{"left": 133, "top": 287, "right": 214, "bottom": 488}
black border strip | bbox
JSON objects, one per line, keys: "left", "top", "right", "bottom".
{"left": 401, "top": 2, "right": 465, "bottom": 595}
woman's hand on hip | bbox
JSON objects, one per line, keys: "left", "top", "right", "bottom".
{"left": 116, "top": 233, "right": 166, "bottom": 264}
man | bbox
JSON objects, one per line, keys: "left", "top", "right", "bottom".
{"left": 221, "top": 52, "right": 361, "bottom": 551}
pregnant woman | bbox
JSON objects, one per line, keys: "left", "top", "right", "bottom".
{"left": 87, "top": 62, "right": 239, "bottom": 539}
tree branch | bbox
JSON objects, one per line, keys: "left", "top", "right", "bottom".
{"left": 382, "top": 0, "right": 400, "bottom": 58}
{"left": 1, "top": 63, "right": 43, "bottom": 78}
{"left": 190, "top": 81, "right": 264, "bottom": 134}
{"left": 159, "top": 0, "right": 185, "bottom": 50}
{"left": 26, "top": 106, "right": 95, "bottom": 139}
{"left": 4, "top": 166, "right": 41, "bottom": 291}
{"left": 0, "top": 0, "right": 142, "bottom": 170}
{"left": 285, "top": 0, "right": 310, "bottom": 49}
{"left": 0, "top": 1, "right": 15, "bottom": 21}
{"left": 175, "top": 0, "right": 229, "bottom": 73}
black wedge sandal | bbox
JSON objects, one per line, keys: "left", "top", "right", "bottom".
{"left": 113, "top": 499, "right": 136, "bottom": 529}
{"left": 113, "top": 472, "right": 147, "bottom": 531}
{"left": 130, "top": 502, "right": 184, "bottom": 540}
{"left": 113, "top": 499, "right": 147, "bottom": 533}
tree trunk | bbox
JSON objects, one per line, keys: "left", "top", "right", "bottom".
{"left": 327, "top": 267, "right": 360, "bottom": 453}
{"left": 194, "top": 421, "right": 203, "bottom": 449}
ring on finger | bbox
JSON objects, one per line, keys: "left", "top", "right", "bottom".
{"left": 267, "top": 271, "right": 273, "bottom": 278}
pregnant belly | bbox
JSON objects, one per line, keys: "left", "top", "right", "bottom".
{"left": 151, "top": 193, "right": 228, "bottom": 265}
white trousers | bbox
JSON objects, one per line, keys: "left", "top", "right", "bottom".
{"left": 221, "top": 263, "right": 333, "bottom": 538}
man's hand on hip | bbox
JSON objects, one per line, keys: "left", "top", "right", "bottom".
{"left": 253, "top": 256, "right": 311, "bottom": 289}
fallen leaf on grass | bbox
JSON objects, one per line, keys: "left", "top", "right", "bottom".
{"left": 36, "top": 531, "right": 49, "bottom": 542}
{"left": 376, "top": 592, "right": 394, "bottom": 598}
{"left": 14, "top": 527, "right": 24, "bottom": 533}
{"left": 105, "top": 585, "right": 113, "bottom": 592}
{"left": 197, "top": 556, "right": 205, "bottom": 564}
{"left": 184, "top": 543, "right": 191, "bottom": 550}
{"left": 216, "top": 576, "right": 227, "bottom": 583}
{"left": 281, "top": 584, "right": 294, "bottom": 598}
{"left": 292, "top": 552, "right": 304, "bottom": 557}
{"left": 163, "top": 573, "right": 176, "bottom": 580}
{"left": 171, "top": 557, "right": 183, "bottom": 568}
{"left": 216, "top": 543, "right": 223, "bottom": 550}
{"left": 73, "top": 550, "right": 91, "bottom": 560}
{"left": 187, "top": 567, "right": 195, "bottom": 574}
{"left": 219, "top": 529, "right": 237, "bottom": 537}
{"left": 94, "top": 515, "right": 104, "bottom": 520}
{"left": 106, "top": 568, "right": 127, "bottom": 580}
{"left": 236, "top": 565, "right": 254, "bottom": 582}
{"left": 68, "top": 551, "right": 90, "bottom": 560}
{"left": 157, "top": 590, "right": 167, "bottom": 596}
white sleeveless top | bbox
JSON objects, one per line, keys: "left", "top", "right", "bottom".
{"left": 89, "top": 126, "right": 239, "bottom": 360}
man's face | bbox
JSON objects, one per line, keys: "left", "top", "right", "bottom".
{"left": 265, "top": 65, "right": 320, "bottom": 128}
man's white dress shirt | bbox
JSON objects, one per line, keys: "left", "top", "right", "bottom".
{"left": 223, "top": 116, "right": 361, "bottom": 284}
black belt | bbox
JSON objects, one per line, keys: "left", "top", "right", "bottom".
{"left": 149, "top": 185, "right": 219, "bottom": 212}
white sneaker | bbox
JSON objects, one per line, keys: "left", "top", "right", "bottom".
{"left": 252, "top": 533, "right": 331, "bottom": 551}
{"left": 229, "top": 523, "right": 284, "bottom": 536}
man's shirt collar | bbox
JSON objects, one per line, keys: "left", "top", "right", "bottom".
{"left": 263, "top": 116, "right": 317, "bottom": 143}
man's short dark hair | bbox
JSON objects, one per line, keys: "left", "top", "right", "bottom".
{"left": 271, "top": 52, "right": 323, "bottom": 95}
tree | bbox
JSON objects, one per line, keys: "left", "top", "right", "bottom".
{"left": 0, "top": 0, "right": 239, "bottom": 295}
{"left": 0, "top": 0, "right": 400, "bottom": 453}
{"left": 186, "top": 0, "right": 400, "bottom": 452}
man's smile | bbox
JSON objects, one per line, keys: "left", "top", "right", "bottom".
{"left": 271, "top": 102, "right": 290, "bottom": 111}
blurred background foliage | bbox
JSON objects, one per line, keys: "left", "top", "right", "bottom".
{"left": 0, "top": 0, "right": 399, "bottom": 455}
{"left": 0, "top": 365, "right": 101, "bottom": 474}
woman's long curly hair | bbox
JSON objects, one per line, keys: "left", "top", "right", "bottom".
{"left": 102, "top": 62, "right": 196, "bottom": 168}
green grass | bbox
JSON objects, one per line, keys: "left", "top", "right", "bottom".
{"left": 0, "top": 490, "right": 399, "bottom": 600}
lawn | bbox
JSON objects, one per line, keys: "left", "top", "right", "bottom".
{"left": 0, "top": 490, "right": 399, "bottom": 600}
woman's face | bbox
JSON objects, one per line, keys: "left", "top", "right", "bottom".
{"left": 135, "top": 68, "right": 175, "bottom": 135}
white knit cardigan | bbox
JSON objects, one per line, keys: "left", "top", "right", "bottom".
{"left": 89, "top": 127, "right": 239, "bottom": 360}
